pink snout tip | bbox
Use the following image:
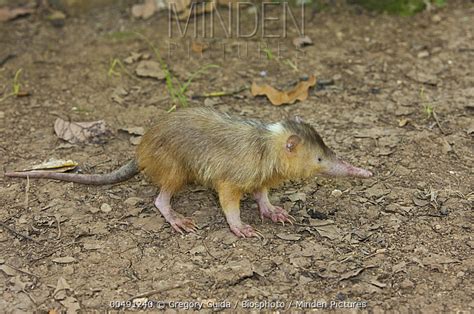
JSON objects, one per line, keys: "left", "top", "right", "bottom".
{"left": 327, "top": 159, "right": 374, "bottom": 178}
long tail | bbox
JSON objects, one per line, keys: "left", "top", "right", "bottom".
{"left": 5, "top": 159, "right": 139, "bottom": 185}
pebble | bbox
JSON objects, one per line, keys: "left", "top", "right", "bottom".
{"left": 431, "top": 14, "right": 442, "bottom": 23}
{"left": 100, "top": 203, "right": 112, "bottom": 213}
{"left": 456, "top": 271, "right": 465, "bottom": 278}
{"left": 417, "top": 50, "right": 430, "bottom": 58}
{"left": 0, "top": 111, "right": 4, "bottom": 119}
{"left": 439, "top": 207, "right": 449, "bottom": 216}
{"left": 124, "top": 197, "right": 143, "bottom": 206}
{"left": 335, "top": 292, "right": 346, "bottom": 301}
{"left": 400, "top": 278, "right": 415, "bottom": 289}
{"left": 330, "top": 189, "right": 343, "bottom": 198}
{"left": 434, "top": 224, "right": 442, "bottom": 231}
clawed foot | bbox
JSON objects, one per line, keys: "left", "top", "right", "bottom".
{"left": 229, "top": 224, "right": 264, "bottom": 239}
{"left": 168, "top": 214, "right": 199, "bottom": 234}
{"left": 260, "top": 205, "right": 296, "bottom": 225}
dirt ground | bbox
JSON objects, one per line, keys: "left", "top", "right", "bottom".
{"left": 0, "top": 1, "right": 473, "bottom": 312}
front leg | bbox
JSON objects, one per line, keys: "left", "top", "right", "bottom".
{"left": 254, "top": 188, "right": 295, "bottom": 224}
{"left": 217, "top": 182, "right": 262, "bottom": 238}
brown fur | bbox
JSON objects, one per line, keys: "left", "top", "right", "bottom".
{"left": 137, "top": 107, "right": 334, "bottom": 194}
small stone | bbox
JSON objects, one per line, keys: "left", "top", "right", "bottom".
{"left": 400, "top": 278, "right": 414, "bottom": 289}
{"left": 439, "top": 207, "right": 449, "bottom": 216}
{"left": 135, "top": 61, "right": 165, "bottom": 80}
{"left": 124, "top": 197, "right": 143, "bottom": 206}
{"left": 456, "top": 271, "right": 464, "bottom": 277}
{"left": 431, "top": 14, "right": 442, "bottom": 23}
{"left": 130, "top": 136, "right": 142, "bottom": 146}
{"left": 417, "top": 182, "right": 427, "bottom": 190}
{"left": 47, "top": 10, "right": 66, "bottom": 28}
{"left": 434, "top": 224, "right": 442, "bottom": 231}
{"left": 330, "top": 189, "right": 343, "bottom": 198}
{"left": 417, "top": 51, "right": 430, "bottom": 58}
{"left": 204, "top": 98, "right": 221, "bottom": 107}
{"left": 335, "top": 292, "right": 346, "bottom": 301}
{"left": 100, "top": 203, "right": 112, "bottom": 213}
{"left": 0, "top": 111, "right": 4, "bottom": 119}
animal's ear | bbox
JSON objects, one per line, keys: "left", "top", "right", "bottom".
{"left": 293, "top": 115, "right": 304, "bottom": 123}
{"left": 286, "top": 135, "right": 301, "bottom": 152}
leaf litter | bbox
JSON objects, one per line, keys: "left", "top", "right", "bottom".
{"left": 0, "top": 6, "right": 34, "bottom": 22}
{"left": 251, "top": 75, "right": 317, "bottom": 106}
{"left": 54, "top": 118, "right": 111, "bottom": 144}
{"left": 12, "top": 159, "right": 78, "bottom": 173}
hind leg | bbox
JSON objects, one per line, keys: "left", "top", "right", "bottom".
{"left": 155, "top": 189, "right": 198, "bottom": 234}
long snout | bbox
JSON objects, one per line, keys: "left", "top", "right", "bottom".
{"left": 325, "top": 159, "right": 373, "bottom": 178}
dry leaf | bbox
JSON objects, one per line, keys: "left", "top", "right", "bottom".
{"left": 339, "top": 265, "right": 376, "bottom": 281}
{"left": 119, "top": 126, "right": 145, "bottom": 136}
{"left": 314, "top": 224, "right": 342, "bottom": 240}
{"left": 60, "top": 296, "right": 81, "bottom": 313}
{"left": 0, "top": 264, "right": 17, "bottom": 276}
{"left": 132, "top": 0, "right": 158, "bottom": 19}
{"left": 20, "top": 159, "right": 78, "bottom": 173}
{"left": 251, "top": 76, "right": 317, "bottom": 106}
{"left": 398, "top": 118, "right": 411, "bottom": 127}
{"left": 135, "top": 60, "right": 166, "bottom": 80}
{"left": 124, "top": 52, "right": 149, "bottom": 64}
{"left": 293, "top": 35, "right": 313, "bottom": 48}
{"left": 54, "top": 118, "right": 111, "bottom": 144}
{"left": 191, "top": 41, "right": 208, "bottom": 54}
{"left": 0, "top": 6, "right": 34, "bottom": 22}
{"left": 53, "top": 277, "right": 72, "bottom": 298}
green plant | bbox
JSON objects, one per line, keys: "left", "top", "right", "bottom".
{"left": 419, "top": 86, "right": 445, "bottom": 133}
{"left": 135, "top": 32, "right": 219, "bottom": 110}
{"left": 107, "top": 58, "right": 138, "bottom": 80}
{"left": 432, "top": 0, "right": 446, "bottom": 7}
{"left": 419, "top": 87, "right": 433, "bottom": 118}
{"left": 283, "top": 59, "right": 299, "bottom": 71}
{"left": 0, "top": 68, "right": 23, "bottom": 102}
{"left": 104, "top": 31, "right": 140, "bottom": 41}
{"left": 262, "top": 48, "right": 274, "bottom": 60}
{"left": 350, "top": 0, "right": 444, "bottom": 16}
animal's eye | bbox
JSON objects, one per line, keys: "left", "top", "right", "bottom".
{"left": 317, "top": 157, "right": 322, "bottom": 162}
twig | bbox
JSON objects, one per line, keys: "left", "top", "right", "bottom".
{"left": 0, "top": 221, "right": 39, "bottom": 243}
{"left": 192, "top": 86, "right": 248, "bottom": 99}
{"left": 54, "top": 215, "right": 61, "bottom": 240}
{"left": 0, "top": 53, "right": 16, "bottom": 67}
{"left": 24, "top": 175, "right": 30, "bottom": 209}
{"left": 202, "top": 241, "right": 218, "bottom": 259}
{"left": 3, "top": 263, "right": 39, "bottom": 278}
{"left": 127, "top": 283, "right": 184, "bottom": 302}
{"left": 432, "top": 110, "right": 445, "bottom": 134}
